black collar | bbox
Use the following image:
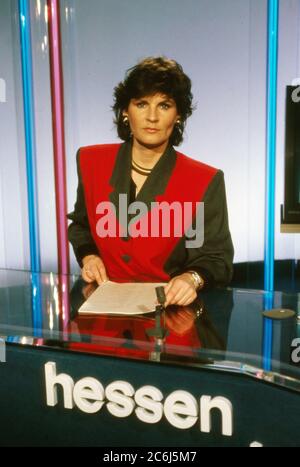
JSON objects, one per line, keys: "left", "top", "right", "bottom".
{"left": 109, "top": 140, "right": 177, "bottom": 211}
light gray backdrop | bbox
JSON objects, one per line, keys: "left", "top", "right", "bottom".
{"left": 0, "top": 0, "right": 299, "bottom": 274}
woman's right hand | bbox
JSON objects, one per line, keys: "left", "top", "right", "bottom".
{"left": 81, "top": 255, "right": 109, "bottom": 285}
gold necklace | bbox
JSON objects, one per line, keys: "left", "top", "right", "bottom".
{"left": 131, "top": 159, "right": 153, "bottom": 176}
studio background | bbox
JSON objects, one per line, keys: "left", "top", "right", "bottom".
{"left": 0, "top": 0, "right": 299, "bottom": 289}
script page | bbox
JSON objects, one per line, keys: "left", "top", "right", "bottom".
{"left": 78, "top": 281, "right": 167, "bottom": 315}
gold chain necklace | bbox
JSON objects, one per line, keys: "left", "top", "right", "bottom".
{"left": 131, "top": 158, "right": 153, "bottom": 176}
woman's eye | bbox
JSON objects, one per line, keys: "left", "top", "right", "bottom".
{"left": 136, "top": 102, "right": 146, "bottom": 108}
{"left": 160, "top": 103, "right": 171, "bottom": 110}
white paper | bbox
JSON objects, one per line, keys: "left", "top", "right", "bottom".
{"left": 78, "top": 281, "right": 167, "bottom": 315}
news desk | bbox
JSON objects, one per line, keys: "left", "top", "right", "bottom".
{"left": 0, "top": 268, "right": 299, "bottom": 447}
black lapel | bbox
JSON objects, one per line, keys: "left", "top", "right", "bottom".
{"left": 135, "top": 144, "right": 177, "bottom": 208}
{"left": 109, "top": 141, "right": 132, "bottom": 208}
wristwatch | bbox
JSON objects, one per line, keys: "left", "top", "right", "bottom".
{"left": 188, "top": 271, "right": 205, "bottom": 291}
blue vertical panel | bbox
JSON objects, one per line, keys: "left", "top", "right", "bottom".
{"left": 263, "top": 292, "right": 274, "bottom": 371}
{"left": 263, "top": 0, "right": 279, "bottom": 370}
{"left": 264, "top": 0, "right": 279, "bottom": 292}
{"left": 262, "top": 317, "right": 273, "bottom": 371}
{"left": 18, "top": 0, "right": 42, "bottom": 332}
{"left": 18, "top": 0, "right": 41, "bottom": 272}
{"left": 30, "top": 272, "right": 43, "bottom": 336}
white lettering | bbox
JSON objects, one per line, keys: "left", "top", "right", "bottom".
{"left": 44, "top": 362, "right": 233, "bottom": 437}
{"left": 134, "top": 385, "right": 163, "bottom": 424}
{"left": 73, "top": 377, "right": 105, "bottom": 414}
{"left": 185, "top": 202, "right": 204, "bottom": 248}
{"left": 45, "top": 362, "right": 74, "bottom": 409}
{"left": 164, "top": 390, "right": 198, "bottom": 429}
{"left": 105, "top": 381, "right": 135, "bottom": 418}
{"left": 250, "top": 441, "right": 263, "bottom": 447}
{"left": 200, "top": 395, "right": 233, "bottom": 436}
{"left": 118, "top": 194, "right": 128, "bottom": 237}
{"left": 150, "top": 201, "right": 183, "bottom": 238}
{"left": 292, "top": 86, "right": 300, "bottom": 103}
{"left": 94, "top": 196, "right": 204, "bottom": 247}
{"left": 96, "top": 202, "right": 117, "bottom": 237}
{"left": 291, "top": 338, "right": 300, "bottom": 363}
{"left": 103, "top": 452, "right": 138, "bottom": 463}
{"left": 128, "top": 201, "right": 149, "bottom": 237}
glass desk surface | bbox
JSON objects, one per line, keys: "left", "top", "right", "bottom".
{"left": 1, "top": 268, "right": 300, "bottom": 392}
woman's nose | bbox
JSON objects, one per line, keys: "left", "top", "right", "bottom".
{"left": 146, "top": 106, "right": 159, "bottom": 122}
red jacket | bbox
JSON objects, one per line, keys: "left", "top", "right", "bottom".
{"left": 68, "top": 142, "right": 234, "bottom": 286}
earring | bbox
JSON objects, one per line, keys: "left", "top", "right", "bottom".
{"left": 123, "top": 116, "right": 129, "bottom": 126}
{"left": 176, "top": 119, "right": 181, "bottom": 126}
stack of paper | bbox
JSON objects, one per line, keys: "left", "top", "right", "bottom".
{"left": 78, "top": 281, "right": 167, "bottom": 315}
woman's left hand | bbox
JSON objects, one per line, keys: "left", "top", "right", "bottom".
{"left": 164, "top": 273, "right": 197, "bottom": 307}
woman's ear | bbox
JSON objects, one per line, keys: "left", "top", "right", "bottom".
{"left": 122, "top": 111, "right": 130, "bottom": 127}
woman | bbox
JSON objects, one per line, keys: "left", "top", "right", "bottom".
{"left": 67, "top": 57, "right": 234, "bottom": 307}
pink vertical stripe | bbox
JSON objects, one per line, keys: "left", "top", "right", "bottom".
{"left": 58, "top": 273, "right": 70, "bottom": 333}
{"left": 48, "top": 0, "right": 70, "bottom": 324}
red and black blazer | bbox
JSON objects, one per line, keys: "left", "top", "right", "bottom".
{"left": 67, "top": 142, "right": 234, "bottom": 287}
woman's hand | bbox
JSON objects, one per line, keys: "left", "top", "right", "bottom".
{"left": 164, "top": 273, "right": 198, "bottom": 307}
{"left": 82, "top": 282, "right": 98, "bottom": 300}
{"left": 81, "top": 255, "right": 109, "bottom": 285}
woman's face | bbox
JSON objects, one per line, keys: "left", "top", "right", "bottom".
{"left": 123, "top": 93, "right": 179, "bottom": 151}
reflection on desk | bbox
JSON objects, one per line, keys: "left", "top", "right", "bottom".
{"left": 0, "top": 269, "right": 299, "bottom": 391}
{"left": 66, "top": 278, "right": 230, "bottom": 363}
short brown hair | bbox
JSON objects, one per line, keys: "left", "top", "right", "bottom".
{"left": 112, "top": 56, "right": 194, "bottom": 146}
